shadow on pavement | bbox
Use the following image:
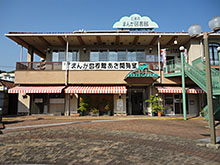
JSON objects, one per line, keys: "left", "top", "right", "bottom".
{"left": 201, "top": 134, "right": 210, "bottom": 137}
{"left": 3, "top": 120, "right": 24, "bottom": 125}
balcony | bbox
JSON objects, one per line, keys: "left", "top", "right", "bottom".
{"left": 16, "top": 61, "right": 162, "bottom": 71}
{"left": 163, "top": 59, "right": 182, "bottom": 77}
{"left": 15, "top": 61, "right": 163, "bottom": 85}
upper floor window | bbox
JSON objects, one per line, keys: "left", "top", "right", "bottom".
{"left": 99, "top": 50, "right": 108, "bottom": 61}
{"left": 90, "top": 49, "right": 147, "bottom": 62}
{"left": 127, "top": 50, "right": 137, "bottom": 61}
{"left": 117, "top": 50, "right": 127, "bottom": 61}
{"left": 52, "top": 49, "right": 79, "bottom": 62}
{"left": 209, "top": 43, "right": 220, "bottom": 65}
{"left": 108, "top": 50, "right": 118, "bottom": 61}
{"left": 90, "top": 50, "right": 99, "bottom": 62}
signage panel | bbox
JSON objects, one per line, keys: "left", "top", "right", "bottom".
{"left": 125, "top": 63, "right": 159, "bottom": 78}
{"left": 62, "top": 61, "right": 139, "bottom": 71}
{"left": 50, "top": 98, "right": 65, "bottom": 104}
{"left": 113, "top": 14, "right": 159, "bottom": 30}
{"left": 0, "top": 86, "right": 4, "bottom": 91}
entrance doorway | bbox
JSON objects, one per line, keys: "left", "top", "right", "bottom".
{"left": 33, "top": 98, "right": 44, "bottom": 114}
{"left": 131, "top": 92, "right": 143, "bottom": 115}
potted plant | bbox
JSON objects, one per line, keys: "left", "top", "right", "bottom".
{"left": 104, "top": 104, "right": 111, "bottom": 116}
{"left": 200, "top": 109, "right": 205, "bottom": 117}
{"left": 78, "top": 97, "right": 88, "bottom": 116}
{"left": 90, "top": 108, "right": 99, "bottom": 116}
{"left": 146, "top": 95, "right": 164, "bottom": 117}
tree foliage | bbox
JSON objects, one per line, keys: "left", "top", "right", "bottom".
{"left": 146, "top": 95, "right": 164, "bottom": 113}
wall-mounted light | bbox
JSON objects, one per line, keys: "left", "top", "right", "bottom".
{"left": 149, "top": 48, "right": 153, "bottom": 53}
{"left": 174, "top": 38, "right": 178, "bottom": 45}
{"left": 83, "top": 48, "right": 86, "bottom": 54}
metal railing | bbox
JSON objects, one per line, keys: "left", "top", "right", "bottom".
{"left": 16, "top": 62, "right": 62, "bottom": 71}
{"left": 191, "top": 58, "right": 220, "bottom": 92}
{"left": 163, "top": 59, "right": 181, "bottom": 74}
{"left": 139, "top": 61, "right": 163, "bottom": 71}
{"left": 16, "top": 61, "right": 163, "bottom": 71}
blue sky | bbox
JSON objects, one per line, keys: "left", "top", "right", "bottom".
{"left": 0, "top": 0, "right": 220, "bottom": 71}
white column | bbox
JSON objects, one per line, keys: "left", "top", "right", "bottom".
{"left": 65, "top": 39, "right": 69, "bottom": 85}
{"left": 65, "top": 94, "right": 70, "bottom": 116}
{"left": 157, "top": 35, "right": 161, "bottom": 82}
{"left": 20, "top": 46, "right": 23, "bottom": 62}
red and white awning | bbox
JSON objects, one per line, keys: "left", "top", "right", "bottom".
{"left": 156, "top": 86, "right": 205, "bottom": 94}
{"left": 65, "top": 86, "right": 127, "bottom": 94}
{"left": 8, "top": 86, "right": 65, "bottom": 94}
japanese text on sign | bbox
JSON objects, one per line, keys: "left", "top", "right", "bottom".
{"left": 62, "top": 62, "right": 139, "bottom": 70}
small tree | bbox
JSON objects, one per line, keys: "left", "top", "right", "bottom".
{"left": 78, "top": 97, "right": 89, "bottom": 113}
{"left": 146, "top": 95, "right": 164, "bottom": 114}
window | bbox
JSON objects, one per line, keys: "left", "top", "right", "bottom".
{"left": 68, "top": 50, "right": 79, "bottom": 61}
{"left": 89, "top": 49, "right": 150, "bottom": 62}
{"left": 118, "top": 50, "right": 127, "bottom": 61}
{"left": 109, "top": 50, "right": 118, "bottom": 61}
{"left": 52, "top": 50, "right": 59, "bottom": 62}
{"left": 127, "top": 50, "right": 136, "bottom": 61}
{"left": 209, "top": 43, "right": 220, "bottom": 65}
{"left": 58, "top": 50, "right": 65, "bottom": 61}
{"left": 99, "top": 50, "right": 108, "bottom": 61}
{"left": 90, "top": 50, "right": 99, "bottom": 62}
{"left": 136, "top": 50, "right": 146, "bottom": 61}
{"left": 146, "top": 55, "right": 155, "bottom": 61}
{"left": 53, "top": 49, "right": 79, "bottom": 62}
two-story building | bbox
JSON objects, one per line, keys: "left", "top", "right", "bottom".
{"left": 6, "top": 14, "right": 220, "bottom": 118}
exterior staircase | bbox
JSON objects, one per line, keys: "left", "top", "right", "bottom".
{"left": 164, "top": 57, "right": 220, "bottom": 121}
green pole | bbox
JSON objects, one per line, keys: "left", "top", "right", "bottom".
{"left": 180, "top": 47, "right": 187, "bottom": 120}
{"left": 218, "top": 47, "right": 220, "bottom": 73}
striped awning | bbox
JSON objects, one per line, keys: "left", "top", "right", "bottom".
{"left": 8, "top": 86, "right": 65, "bottom": 94}
{"left": 156, "top": 86, "right": 205, "bottom": 94}
{"left": 65, "top": 86, "right": 127, "bottom": 94}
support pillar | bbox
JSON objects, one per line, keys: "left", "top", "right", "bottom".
{"left": 128, "top": 88, "right": 132, "bottom": 115}
{"left": 27, "top": 46, "right": 34, "bottom": 62}
{"left": 180, "top": 46, "right": 187, "bottom": 120}
{"left": 20, "top": 46, "right": 23, "bottom": 62}
{"left": 46, "top": 48, "right": 52, "bottom": 61}
{"left": 114, "top": 94, "right": 126, "bottom": 116}
{"left": 27, "top": 46, "right": 34, "bottom": 70}
{"left": 143, "top": 88, "right": 147, "bottom": 115}
{"left": 65, "top": 94, "right": 70, "bottom": 116}
{"left": 157, "top": 35, "right": 161, "bottom": 83}
{"left": 65, "top": 39, "right": 69, "bottom": 86}
{"left": 69, "top": 94, "right": 78, "bottom": 114}
{"left": 204, "top": 32, "right": 216, "bottom": 144}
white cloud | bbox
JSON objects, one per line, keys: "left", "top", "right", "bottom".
{"left": 113, "top": 14, "right": 159, "bottom": 29}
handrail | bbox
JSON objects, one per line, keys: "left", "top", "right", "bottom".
{"left": 185, "top": 63, "right": 207, "bottom": 92}
{"left": 16, "top": 62, "right": 62, "bottom": 71}
{"left": 164, "top": 58, "right": 220, "bottom": 93}
{"left": 191, "top": 59, "right": 220, "bottom": 90}
{"left": 16, "top": 61, "right": 163, "bottom": 71}
{"left": 163, "top": 59, "right": 181, "bottom": 74}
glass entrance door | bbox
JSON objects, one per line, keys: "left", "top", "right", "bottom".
{"left": 174, "top": 94, "right": 183, "bottom": 114}
{"left": 174, "top": 100, "right": 183, "bottom": 114}
{"left": 131, "top": 92, "right": 143, "bottom": 115}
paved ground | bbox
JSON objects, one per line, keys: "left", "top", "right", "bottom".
{"left": 0, "top": 116, "right": 220, "bottom": 164}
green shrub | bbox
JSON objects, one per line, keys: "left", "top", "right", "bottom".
{"left": 146, "top": 95, "right": 164, "bottom": 114}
